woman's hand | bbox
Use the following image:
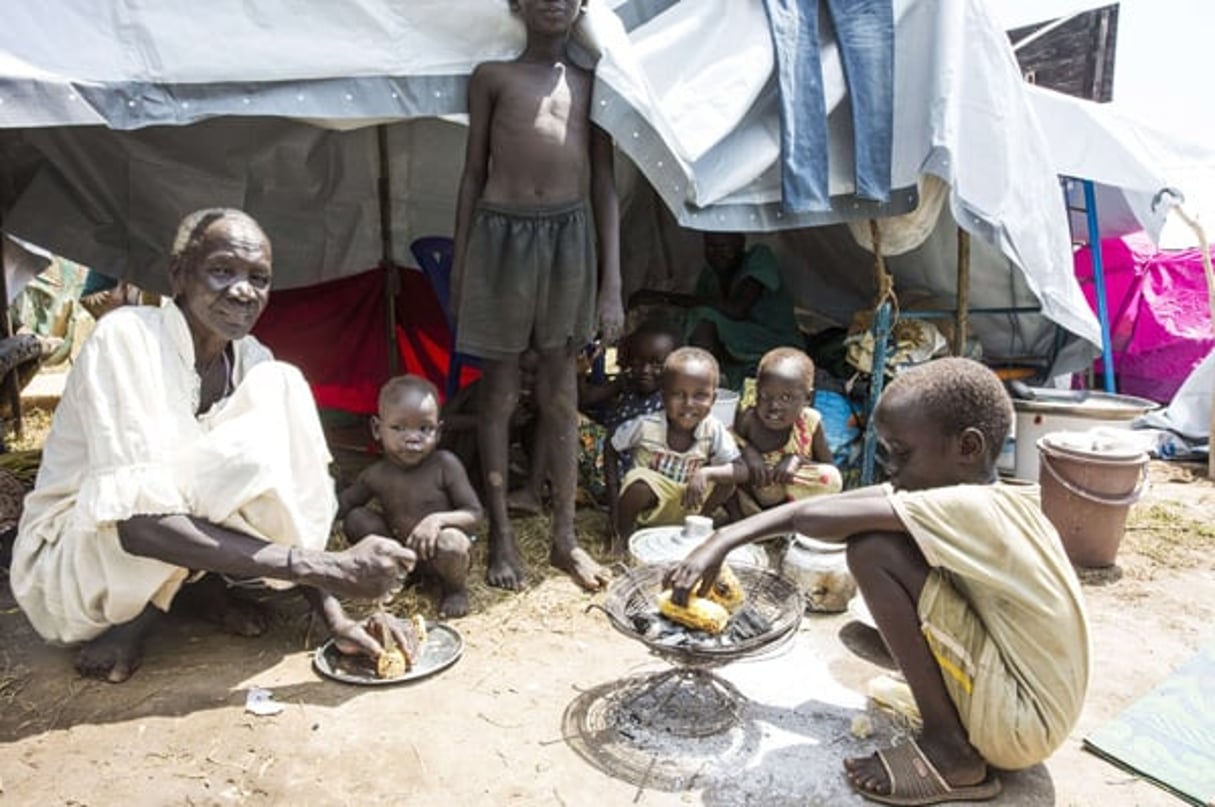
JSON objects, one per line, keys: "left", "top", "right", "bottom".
{"left": 320, "top": 535, "right": 417, "bottom": 600}
{"left": 332, "top": 611, "right": 421, "bottom": 663}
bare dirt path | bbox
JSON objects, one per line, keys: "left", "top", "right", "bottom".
{"left": 1, "top": 462, "right": 1211, "bottom": 806}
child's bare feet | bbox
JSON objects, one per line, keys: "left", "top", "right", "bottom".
{"left": 439, "top": 588, "right": 470, "bottom": 618}
{"left": 486, "top": 527, "right": 528, "bottom": 591}
{"left": 551, "top": 545, "right": 611, "bottom": 591}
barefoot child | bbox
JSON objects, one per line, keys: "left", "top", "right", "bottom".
{"left": 665, "top": 358, "right": 1088, "bottom": 804}
{"left": 732, "top": 347, "right": 841, "bottom": 513}
{"left": 339, "top": 376, "right": 482, "bottom": 618}
{"left": 452, "top": 0, "right": 623, "bottom": 591}
{"left": 611, "top": 347, "right": 747, "bottom": 555}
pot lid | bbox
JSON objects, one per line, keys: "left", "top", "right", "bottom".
{"left": 1036, "top": 429, "right": 1150, "bottom": 462}
{"left": 628, "top": 525, "right": 768, "bottom": 568}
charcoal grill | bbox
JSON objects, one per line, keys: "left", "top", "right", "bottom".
{"left": 591, "top": 562, "right": 802, "bottom": 737}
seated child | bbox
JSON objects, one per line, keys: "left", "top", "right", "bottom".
{"left": 610, "top": 347, "right": 747, "bottom": 555}
{"left": 732, "top": 347, "right": 842, "bottom": 513}
{"left": 664, "top": 357, "right": 1088, "bottom": 804}
{"left": 340, "top": 375, "right": 484, "bottom": 618}
{"left": 578, "top": 320, "right": 679, "bottom": 509}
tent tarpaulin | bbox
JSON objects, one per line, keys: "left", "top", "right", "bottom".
{"left": 1074, "top": 233, "right": 1215, "bottom": 403}
{"left": 1, "top": 0, "right": 1106, "bottom": 373}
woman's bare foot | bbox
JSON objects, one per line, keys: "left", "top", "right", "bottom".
{"left": 75, "top": 608, "right": 161, "bottom": 683}
{"left": 486, "top": 527, "right": 528, "bottom": 591}
{"left": 173, "top": 575, "right": 271, "bottom": 637}
{"left": 213, "top": 594, "right": 272, "bottom": 637}
{"left": 551, "top": 545, "right": 611, "bottom": 591}
{"left": 439, "top": 588, "right": 470, "bottom": 618}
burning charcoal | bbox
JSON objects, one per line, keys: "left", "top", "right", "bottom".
{"left": 656, "top": 632, "right": 689, "bottom": 647}
{"left": 630, "top": 612, "right": 656, "bottom": 635}
{"left": 727, "top": 604, "right": 772, "bottom": 640}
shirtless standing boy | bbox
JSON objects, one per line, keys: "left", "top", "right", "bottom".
{"left": 452, "top": 0, "right": 623, "bottom": 591}
{"left": 339, "top": 376, "right": 482, "bottom": 618}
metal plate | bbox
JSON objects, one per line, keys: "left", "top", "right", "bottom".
{"left": 628, "top": 526, "right": 769, "bottom": 569}
{"left": 312, "top": 622, "right": 463, "bottom": 686}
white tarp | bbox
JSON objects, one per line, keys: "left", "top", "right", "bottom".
{"left": 1026, "top": 84, "right": 1215, "bottom": 244}
{"left": 0, "top": 0, "right": 1103, "bottom": 356}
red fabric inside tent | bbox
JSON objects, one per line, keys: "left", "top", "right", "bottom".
{"left": 253, "top": 264, "right": 476, "bottom": 413}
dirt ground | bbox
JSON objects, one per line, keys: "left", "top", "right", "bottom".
{"left": 1, "top": 430, "right": 1213, "bottom": 805}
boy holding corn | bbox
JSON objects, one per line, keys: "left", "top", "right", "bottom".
{"left": 665, "top": 358, "right": 1089, "bottom": 805}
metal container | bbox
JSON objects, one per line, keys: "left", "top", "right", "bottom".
{"left": 628, "top": 515, "right": 768, "bottom": 569}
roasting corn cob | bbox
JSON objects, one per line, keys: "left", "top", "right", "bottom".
{"left": 705, "top": 563, "right": 745, "bottom": 613}
{"left": 376, "top": 647, "right": 409, "bottom": 679}
{"left": 657, "top": 590, "right": 730, "bottom": 634}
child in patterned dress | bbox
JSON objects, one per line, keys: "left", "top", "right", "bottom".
{"left": 732, "top": 347, "right": 841, "bottom": 514}
{"left": 577, "top": 320, "right": 679, "bottom": 510}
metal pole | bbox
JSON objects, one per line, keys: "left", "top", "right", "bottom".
{"left": 954, "top": 228, "right": 970, "bottom": 356}
{"left": 861, "top": 301, "right": 892, "bottom": 486}
{"left": 1082, "top": 179, "right": 1116, "bottom": 393}
{"left": 377, "top": 124, "right": 401, "bottom": 376}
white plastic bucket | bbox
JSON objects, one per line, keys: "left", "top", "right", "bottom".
{"left": 1011, "top": 390, "right": 1157, "bottom": 481}
{"left": 711, "top": 388, "right": 739, "bottom": 426}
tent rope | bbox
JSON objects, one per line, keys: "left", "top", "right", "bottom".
{"left": 868, "top": 218, "right": 899, "bottom": 316}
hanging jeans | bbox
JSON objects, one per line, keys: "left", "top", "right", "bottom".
{"left": 762, "top": 0, "right": 894, "bottom": 212}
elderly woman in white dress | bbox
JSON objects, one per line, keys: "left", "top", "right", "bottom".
{"left": 11, "top": 208, "right": 416, "bottom": 682}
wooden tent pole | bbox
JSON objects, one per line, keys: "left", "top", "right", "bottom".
{"left": 0, "top": 205, "right": 22, "bottom": 444}
{"left": 1169, "top": 204, "right": 1215, "bottom": 479}
{"left": 954, "top": 227, "right": 971, "bottom": 356}
{"left": 377, "top": 124, "right": 401, "bottom": 377}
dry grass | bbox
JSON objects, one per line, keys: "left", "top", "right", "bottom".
{"left": 1122, "top": 500, "right": 1215, "bottom": 570}
{"left": 334, "top": 507, "right": 613, "bottom": 624}
{"left": 4, "top": 405, "right": 54, "bottom": 455}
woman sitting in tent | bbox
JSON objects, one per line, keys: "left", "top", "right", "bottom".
{"left": 10, "top": 208, "right": 416, "bottom": 683}
{"left": 628, "top": 231, "right": 803, "bottom": 387}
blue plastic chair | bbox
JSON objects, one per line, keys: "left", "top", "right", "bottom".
{"left": 409, "top": 236, "right": 478, "bottom": 400}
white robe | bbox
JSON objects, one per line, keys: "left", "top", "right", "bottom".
{"left": 11, "top": 301, "right": 337, "bottom": 644}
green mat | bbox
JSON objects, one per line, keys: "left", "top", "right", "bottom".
{"left": 1084, "top": 644, "right": 1215, "bottom": 806}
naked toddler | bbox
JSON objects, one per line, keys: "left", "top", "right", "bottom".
{"left": 339, "top": 376, "right": 483, "bottom": 618}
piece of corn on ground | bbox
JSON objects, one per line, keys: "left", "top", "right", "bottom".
{"left": 704, "top": 563, "right": 745, "bottom": 612}
{"left": 867, "top": 673, "right": 923, "bottom": 729}
{"left": 657, "top": 590, "right": 730, "bottom": 634}
{"left": 411, "top": 614, "right": 428, "bottom": 645}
